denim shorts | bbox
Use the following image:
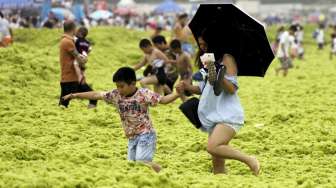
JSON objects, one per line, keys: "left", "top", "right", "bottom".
{"left": 127, "top": 131, "right": 156, "bottom": 162}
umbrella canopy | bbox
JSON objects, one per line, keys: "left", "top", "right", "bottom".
{"left": 40, "top": 0, "right": 52, "bottom": 21}
{"left": 0, "top": 0, "right": 34, "bottom": 9}
{"left": 50, "top": 8, "right": 75, "bottom": 21}
{"left": 154, "top": 0, "right": 184, "bottom": 14}
{"left": 189, "top": 4, "right": 274, "bottom": 77}
{"left": 117, "top": 0, "right": 136, "bottom": 8}
{"left": 89, "top": 10, "right": 113, "bottom": 20}
{"left": 72, "top": 4, "right": 85, "bottom": 22}
{"left": 114, "top": 7, "right": 136, "bottom": 16}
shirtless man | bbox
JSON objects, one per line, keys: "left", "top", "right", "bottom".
{"left": 133, "top": 39, "right": 171, "bottom": 95}
{"left": 170, "top": 39, "right": 193, "bottom": 101}
{"left": 172, "top": 13, "right": 194, "bottom": 56}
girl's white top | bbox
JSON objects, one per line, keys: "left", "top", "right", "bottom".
{"left": 197, "top": 75, "right": 244, "bottom": 132}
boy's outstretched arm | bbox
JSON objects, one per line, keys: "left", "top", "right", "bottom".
{"left": 63, "top": 91, "right": 104, "bottom": 101}
{"left": 159, "top": 92, "right": 180, "bottom": 104}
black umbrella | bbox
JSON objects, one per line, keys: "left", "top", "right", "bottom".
{"left": 189, "top": 4, "right": 275, "bottom": 77}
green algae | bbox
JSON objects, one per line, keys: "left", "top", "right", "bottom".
{"left": 0, "top": 26, "right": 336, "bottom": 187}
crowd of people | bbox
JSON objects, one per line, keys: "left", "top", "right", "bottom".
{"left": 271, "top": 22, "right": 336, "bottom": 77}
{"left": 41, "top": 11, "right": 177, "bottom": 31}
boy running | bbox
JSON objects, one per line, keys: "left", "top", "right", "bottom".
{"left": 63, "top": 67, "right": 181, "bottom": 172}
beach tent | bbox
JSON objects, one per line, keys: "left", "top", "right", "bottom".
{"left": 117, "top": 0, "right": 136, "bottom": 8}
{"left": 154, "top": 0, "right": 184, "bottom": 14}
{"left": 0, "top": 0, "right": 34, "bottom": 9}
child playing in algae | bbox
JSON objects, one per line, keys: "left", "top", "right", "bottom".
{"left": 63, "top": 67, "right": 181, "bottom": 172}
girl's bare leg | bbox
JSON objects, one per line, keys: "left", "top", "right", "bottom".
{"left": 212, "top": 155, "right": 226, "bottom": 174}
{"left": 207, "top": 124, "right": 260, "bottom": 175}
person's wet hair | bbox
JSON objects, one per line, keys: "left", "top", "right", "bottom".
{"left": 277, "top": 26, "right": 285, "bottom": 32}
{"left": 152, "top": 35, "right": 167, "bottom": 45}
{"left": 178, "top": 13, "right": 188, "bottom": 20}
{"left": 332, "top": 33, "right": 336, "bottom": 39}
{"left": 63, "top": 20, "right": 76, "bottom": 32}
{"left": 113, "top": 67, "right": 136, "bottom": 85}
{"left": 77, "top": 26, "right": 88, "bottom": 38}
{"left": 0, "top": 11, "right": 3, "bottom": 18}
{"left": 289, "top": 25, "right": 297, "bottom": 32}
{"left": 139, "top": 39, "right": 152, "bottom": 48}
{"left": 170, "top": 39, "right": 181, "bottom": 49}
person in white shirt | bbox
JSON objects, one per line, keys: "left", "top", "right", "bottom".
{"left": 0, "top": 11, "right": 13, "bottom": 47}
{"left": 316, "top": 24, "right": 325, "bottom": 50}
{"left": 295, "top": 24, "right": 304, "bottom": 59}
{"left": 330, "top": 33, "right": 336, "bottom": 60}
{"left": 275, "top": 27, "right": 296, "bottom": 77}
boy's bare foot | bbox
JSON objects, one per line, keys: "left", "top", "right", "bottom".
{"left": 151, "top": 163, "right": 161, "bottom": 173}
{"left": 248, "top": 156, "right": 260, "bottom": 176}
{"left": 213, "top": 168, "right": 228, "bottom": 175}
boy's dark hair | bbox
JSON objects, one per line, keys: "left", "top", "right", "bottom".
{"left": 77, "top": 26, "right": 88, "bottom": 38}
{"left": 0, "top": 11, "right": 3, "bottom": 18}
{"left": 139, "top": 39, "right": 152, "bottom": 48}
{"left": 170, "top": 39, "right": 181, "bottom": 49}
{"left": 63, "top": 20, "right": 76, "bottom": 33}
{"left": 289, "top": 25, "right": 297, "bottom": 32}
{"left": 113, "top": 67, "right": 136, "bottom": 84}
{"left": 152, "top": 35, "right": 167, "bottom": 45}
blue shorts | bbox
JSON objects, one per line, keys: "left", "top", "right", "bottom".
{"left": 127, "top": 131, "right": 156, "bottom": 162}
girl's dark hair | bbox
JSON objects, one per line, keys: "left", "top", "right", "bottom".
{"left": 113, "top": 67, "right": 136, "bottom": 84}
{"left": 194, "top": 27, "right": 212, "bottom": 69}
{"left": 195, "top": 49, "right": 205, "bottom": 70}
